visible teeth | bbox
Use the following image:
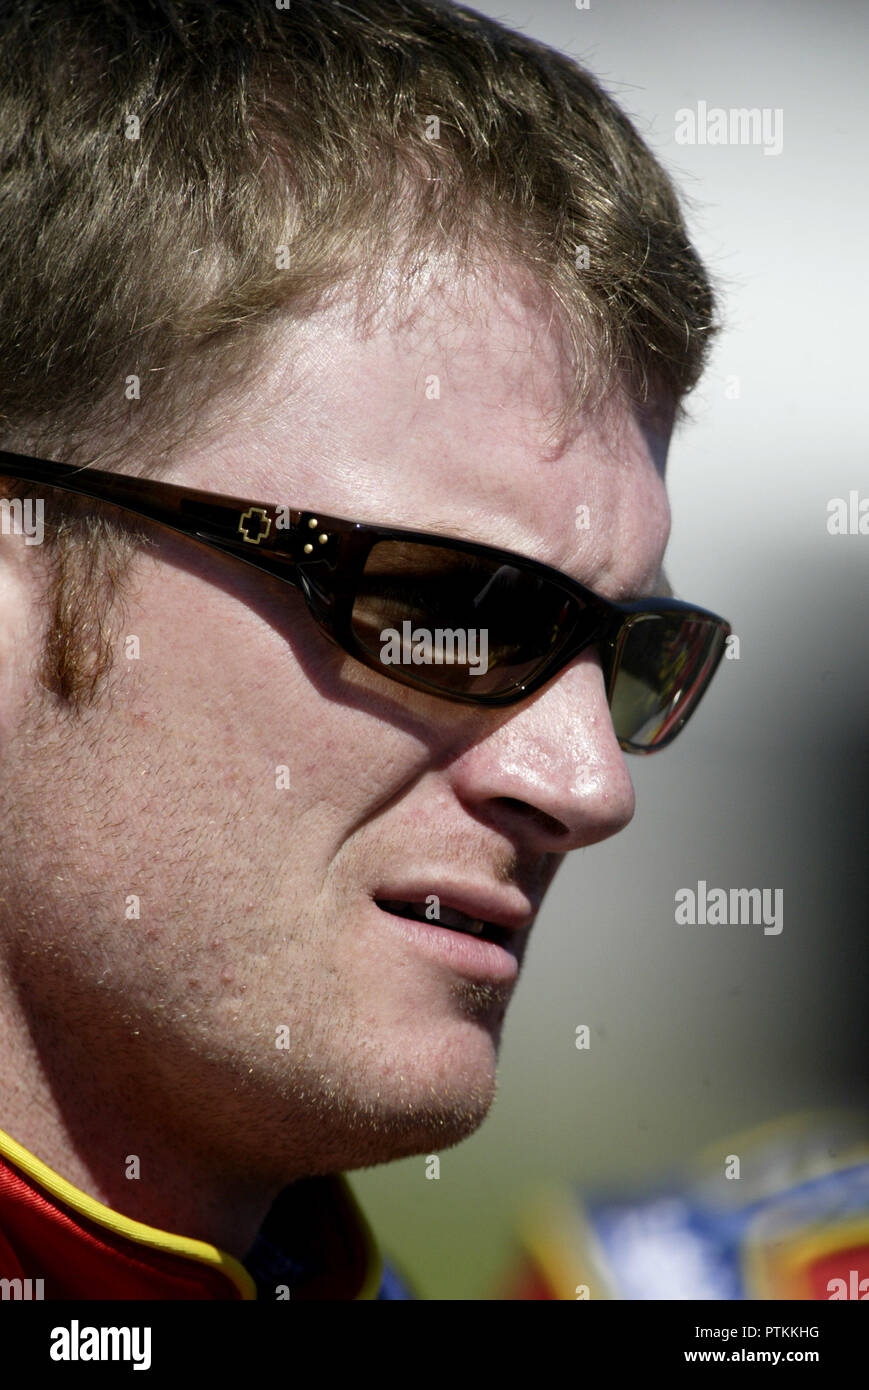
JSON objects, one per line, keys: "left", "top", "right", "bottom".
{"left": 378, "top": 900, "right": 490, "bottom": 936}
{"left": 438, "top": 905, "right": 485, "bottom": 934}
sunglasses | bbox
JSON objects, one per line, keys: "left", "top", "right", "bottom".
{"left": 0, "top": 449, "right": 730, "bottom": 753}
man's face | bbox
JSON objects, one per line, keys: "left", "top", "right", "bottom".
{"left": 2, "top": 267, "right": 670, "bottom": 1187}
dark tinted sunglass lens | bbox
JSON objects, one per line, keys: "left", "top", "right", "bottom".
{"left": 350, "top": 539, "right": 579, "bottom": 696}
{"left": 610, "top": 613, "right": 727, "bottom": 750}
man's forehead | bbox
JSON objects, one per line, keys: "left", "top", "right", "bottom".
{"left": 192, "top": 268, "right": 673, "bottom": 596}
{"left": 253, "top": 259, "right": 588, "bottom": 441}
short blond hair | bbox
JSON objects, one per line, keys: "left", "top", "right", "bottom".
{"left": 0, "top": 0, "right": 718, "bottom": 709}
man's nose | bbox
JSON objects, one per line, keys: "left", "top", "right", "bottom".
{"left": 446, "top": 650, "right": 636, "bottom": 854}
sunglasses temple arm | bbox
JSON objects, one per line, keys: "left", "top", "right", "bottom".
{"left": 0, "top": 450, "right": 310, "bottom": 588}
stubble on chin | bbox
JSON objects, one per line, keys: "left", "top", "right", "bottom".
{"left": 450, "top": 978, "right": 513, "bottom": 1025}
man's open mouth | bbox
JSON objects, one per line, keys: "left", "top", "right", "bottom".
{"left": 375, "top": 899, "right": 511, "bottom": 947}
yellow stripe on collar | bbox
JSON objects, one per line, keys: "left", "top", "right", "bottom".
{"left": 0, "top": 1124, "right": 255, "bottom": 1299}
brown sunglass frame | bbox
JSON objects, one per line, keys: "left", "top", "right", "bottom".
{"left": 0, "top": 449, "right": 731, "bottom": 751}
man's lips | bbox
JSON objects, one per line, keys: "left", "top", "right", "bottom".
{"left": 373, "top": 886, "right": 537, "bottom": 948}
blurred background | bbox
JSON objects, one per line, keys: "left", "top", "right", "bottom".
{"left": 350, "top": 0, "right": 869, "bottom": 1298}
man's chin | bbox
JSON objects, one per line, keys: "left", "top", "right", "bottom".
{"left": 334, "top": 1085, "right": 498, "bottom": 1171}
{"left": 292, "top": 1043, "right": 501, "bottom": 1173}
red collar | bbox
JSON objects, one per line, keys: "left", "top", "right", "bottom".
{"left": 0, "top": 1126, "right": 381, "bottom": 1299}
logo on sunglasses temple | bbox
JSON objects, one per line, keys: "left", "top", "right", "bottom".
{"left": 379, "top": 622, "right": 489, "bottom": 675}
{"left": 237, "top": 507, "right": 272, "bottom": 544}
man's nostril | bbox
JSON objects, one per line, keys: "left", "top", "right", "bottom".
{"left": 494, "top": 798, "right": 569, "bottom": 839}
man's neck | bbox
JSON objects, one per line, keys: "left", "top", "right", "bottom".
{"left": 0, "top": 990, "right": 276, "bottom": 1258}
